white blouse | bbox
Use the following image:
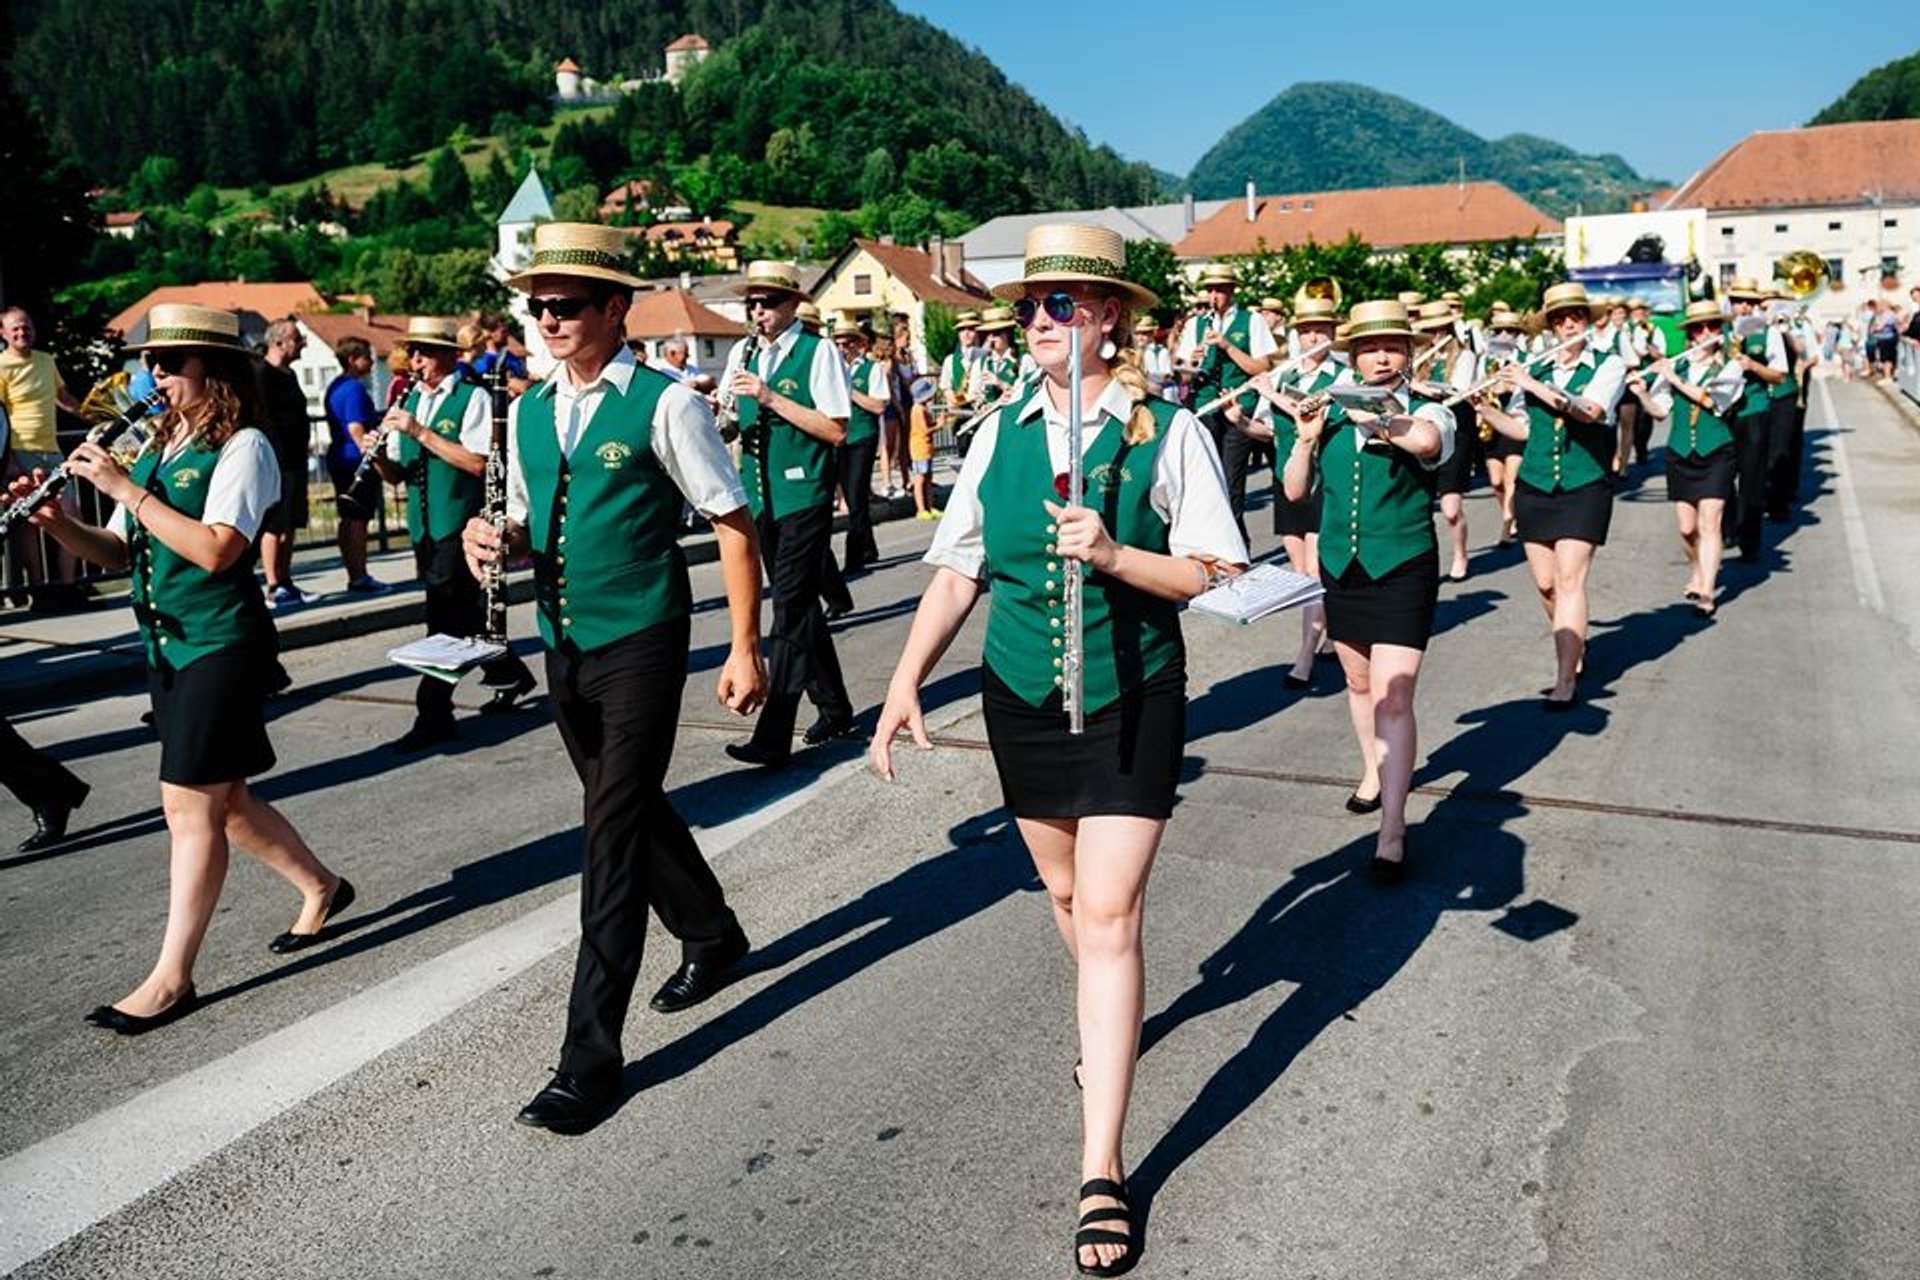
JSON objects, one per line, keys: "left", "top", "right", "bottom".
{"left": 110, "top": 427, "right": 281, "bottom": 542}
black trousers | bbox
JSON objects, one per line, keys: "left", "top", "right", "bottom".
{"left": 753, "top": 504, "right": 853, "bottom": 749}
{"left": 1203, "top": 409, "right": 1257, "bottom": 542}
{"left": 547, "top": 620, "right": 742, "bottom": 1080}
{"left": 1, "top": 715, "right": 87, "bottom": 812}
{"left": 1765, "top": 397, "right": 1803, "bottom": 518}
{"left": 413, "top": 537, "right": 532, "bottom": 726}
{"left": 1729, "top": 412, "right": 1770, "bottom": 557}
{"left": 840, "top": 437, "right": 880, "bottom": 570}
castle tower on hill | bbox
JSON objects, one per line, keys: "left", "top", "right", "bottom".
{"left": 663, "top": 35, "right": 710, "bottom": 85}
{"left": 554, "top": 57, "right": 582, "bottom": 100}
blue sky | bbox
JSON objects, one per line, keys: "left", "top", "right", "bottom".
{"left": 893, "top": 1, "right": 1918, "bottom": 186}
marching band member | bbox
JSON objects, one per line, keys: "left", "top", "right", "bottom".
{"left": 1284, "top": 300, "right": 1453, "bottom": 877}
{"left": 372, "top": 317, "right": 535, "bottom": 752}
{"left": 6, "top": 304, "right": 353, "bottom": 1034}
{"left": 1723, "top": 280, "right": 1788, "bottom": 562}
{"left": 1478, "top": 306, "right": 1529, "bottom": 541}
{"left": 1247, "top": 294, "right": 1344, "bottom": 685}
{"left": 967, "top": 306, "right": 1026, "bottom": 410}
{"left": 1775, "top": 300, "right": 1820, "bottom": 513}
{"left": 722, "top": 260, "right": 859, "bottom": 765}
{"left": 872, "top": 224, "right": 1245, "bottom": 1277}
{"left": 939, "top": 309, "right": 982, "bottom": 409}
{"left": 1762, "top": 288, "right": 1806, "bottom": 524}
{"left": 833, "top": 320, "right": 886, "bottom": 574}
{"left": 1134, "top": 315, "right": 1174, "bottom": 396}
{"left": 1628, "top": 300, "right": 1744, "bottom": 616}
{"left": 1616, "top": 299, "right": 1668, "bottom": 471}
{"left": 1589, "top": 299, "right": 1628, "bottom": 362}
{"left": 462, "top": 223, "right": 767, "bottom": 1132}
{"left": 1474, "top": 283, "right": 1626, "bottom": 709}
{"left": 1412, "top": 300, "right": 1478, "bottom": 581}
{"left": 1174, "top": 263, "right": 1279, "bottom": 539}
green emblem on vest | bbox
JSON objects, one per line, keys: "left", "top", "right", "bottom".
{"left": 170, "top": 467, "right": 204, "bottom": 490}
{"left": 595, "top": 441, "right": 633, "bottom": 469}
{"left": 1087, "top": 461, "right": 1132, "bottom": 495}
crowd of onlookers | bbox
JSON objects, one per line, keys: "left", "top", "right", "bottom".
{"left": 1821, "top": 283, "right": 1919, "bottom": 382}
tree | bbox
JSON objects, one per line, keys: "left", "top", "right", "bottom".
{"left": 857, "top": 148, "right": 897, "bottom": 205}
{"left": 1122, "top": 240, "right": 1183, "bottom": 327}
{"left": 127, "top": 155, "right": 188, "bottom": 207}
{"left": 922, "top": 302, "right": 959, "bottom": 367}
{"left": 426, "top": 145, "right": 472, "bottom": 215}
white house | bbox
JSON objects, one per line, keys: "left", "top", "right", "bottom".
{"left": 961, "top": 198, "right": 1233, "bottom": 291}
{"left": 493, "top": 167, "right": 557, "bottom": 375}
{"left": 663, "top": 35, "right": 710, "bottom": 85}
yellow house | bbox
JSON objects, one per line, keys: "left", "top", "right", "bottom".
{"left": 811, "top": 237, "right": 991, "bottom": 362}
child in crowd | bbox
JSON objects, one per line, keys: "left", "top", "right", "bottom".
{"left": 907, "top": 376, "right": 940, "bottom": 520}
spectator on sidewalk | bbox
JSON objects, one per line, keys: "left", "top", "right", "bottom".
{"left": 258, "top": 319, "right": 314, "bottom": 607}
{"left": 321, "top": 337, "right": 387, "bottom": 595}
{"left": 1866, "top": 300, "right": 1900, "bottom": 380}
{"left": 0, "top": 307, "right": 85, "bottom": 611}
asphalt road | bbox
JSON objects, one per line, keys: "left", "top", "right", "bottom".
{"left": 2, "top": 376, "right": 1917, "bottom": 1280}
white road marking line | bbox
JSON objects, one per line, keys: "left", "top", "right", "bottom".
{"left": 1817, "top": 378, "right": 1886, "bottom": 614}
{"left": 0, "top": 695, "right": 981, "bottom": 1274}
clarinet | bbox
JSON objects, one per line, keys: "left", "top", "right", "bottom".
{"left": 716, "top": 330, "right": 762, "bottom": 444}
{"left": 479, "top": 361, "right": 509, "bottom": 644}
{"left": 0, "top": 389, "right": 166, "bottom": 537}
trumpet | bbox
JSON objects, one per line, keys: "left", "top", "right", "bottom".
{"left": 0, "top": 389, "right": 166, "bottom": 537}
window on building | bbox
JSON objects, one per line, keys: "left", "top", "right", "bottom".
{"left": 1826, "top": 257, "right": 1844, "bottom": 283}
{"left": 1773, "top": 223, "right": 1788, "bottom": 233}
{"left": 1885, "top": 218, "right": 1900, "bottom": 228}
{"left": 1828, "top": 221, "right": 1843, "bottom": 231}
{"left": 1720, "top": 226, "right": 1735, "bottom": 237}
{"left": 702, "top": 339, "right": 716, "bottom": 359}
{"left": 1302, "top": 200, "right": 1314, "bottom": 211}
{"left": 854, "top": 273, "right": 872, "bottom": 296}
{"left": 1718, "top": 263, "right": 1737, "bottom": 287}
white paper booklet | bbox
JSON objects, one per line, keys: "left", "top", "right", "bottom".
{"left": 387, "top": 633, "right": 508, "bottom": 684}
{"left": 1187, "top": 562, "right": 1325, "bottom": 625}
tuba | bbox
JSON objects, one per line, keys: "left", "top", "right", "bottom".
{"left": 1774, "top": 250, "right": 1829, "bottom": 300}
{"left": 1294, "top": 276, "right": 1342, "bottom": 313}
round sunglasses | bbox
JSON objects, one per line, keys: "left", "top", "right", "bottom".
{"left": 1013, "top": 292, "right": 1089, "bottom": 329}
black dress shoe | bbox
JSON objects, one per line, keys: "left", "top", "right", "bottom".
{"left": 725, "top": 740, "right": 791, "bottom": 768}
{"left": 85, "top": 985, "right": 200, "bottom": 1036}
{"left": 823, "top": 600, "right": 852, "bottom": 622}
{"left": 268, "top": 878, "right": 357, "bottom": 954}
{"left": 477, "top": 673, "right": 537, "bottom": 715}
{"left": 514, "top": 1070, "right": 620, "bottom": 1135}
{"left": 649, "top": 930, "right": 751, "bottom": 1013}
{"left": 1345, "top": 791, "right": 1382, "bottom": 815}
{"left": 19, "top": 786, "right": 87, "bottom": 853}
{"left": 802, "top": 714, "right": 859, "bottom": 746}
{"left": 391, "top": 720, "right": 457, "bottom": 753}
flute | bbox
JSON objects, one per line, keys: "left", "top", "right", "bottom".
{"left": 1441, "top": 333, "right": 1587, "bottom": 407}
{"left": 0, "top": 389, "right": 166, "bottom": 537}
{"left": 1191, "top": 340, "right": 1336, "bottom": 418}
{"left": 1063, "top": 321, "right": 1086, "bottom": 736}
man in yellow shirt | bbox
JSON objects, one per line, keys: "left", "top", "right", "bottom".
{"left": 0, "top": 308, "right": 83, "bottom": 607}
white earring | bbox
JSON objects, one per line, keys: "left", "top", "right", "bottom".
{"left": 1098, "top": 337, "right": 1117, "bottom": 360}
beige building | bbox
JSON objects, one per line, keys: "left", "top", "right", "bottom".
{"left": 811, "top": 238, "right": 991, "bottom": 363}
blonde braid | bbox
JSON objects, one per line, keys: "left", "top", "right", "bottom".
{"left": 1105, "top": 306, "right": 1158, "bottom": 445}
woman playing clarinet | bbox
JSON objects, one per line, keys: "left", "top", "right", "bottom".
{"left": 1284, "top": 300, "right": 1454, "bottom": 878}
{"left": 3, "top": 304, "right": 353, "bottom": 1035}
{"left": 871, "top": 224, "right": 1245, "bottom": 1276}
{"left": 1473, "top": 283, "right": 1627, "bottom": 710}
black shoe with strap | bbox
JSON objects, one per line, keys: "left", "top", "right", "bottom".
{"left": 1074, "top": 1177, "right": 1137, "bottom": 1277}
{"left": 268, "top": 878, "right": 358, "bottom": 954}
{"left": 802, "top": 714, "right": 860, "bottom": 747}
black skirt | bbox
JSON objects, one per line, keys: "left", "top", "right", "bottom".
{"left": 149, "top": 648, "right": 278, "bottom": 785}
{"left": 1512, "top": 477, "right": 1613, "bottom": 547}
{"left": 1484, "top": 429, "right": 1524, "bottom": 461}
{"left": 1272, "top": 477, "right": 1321, "bottom": 537}
{"left": 1665, "top": 444, "right": 1734, "bottom": 505}
{"left": 1432, "top": 405, "right": 1480, "bottom": 496}
{"left": 981, "top": 659, "right": 1186, "bottom": 820}
{"left": 1321, "top": 549, "right": 1440, "bottom": 651}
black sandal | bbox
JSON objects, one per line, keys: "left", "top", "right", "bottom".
{"left": 1074, "top": 1177, "right": 1137, "bottom": 1276}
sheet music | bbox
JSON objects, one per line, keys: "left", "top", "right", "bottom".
{"left": 387, "top": 633, "right": 508, "bottom": 684}
{"left": 1187, "top": 562, "right": 1325, "bottom": 625}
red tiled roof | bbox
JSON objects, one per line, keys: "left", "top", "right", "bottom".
{"left": 665, "top": 34, "right": 709, "bottom": 52}
{"left": 107, "top": 281, "right": 327, "bottom": 337}
{"left": 846, "top": 239, "right": 992, "bottom": 307}
{"left": 555, "top": 57, "right": 581, "bottom": 73}
{"left": 299, "top": 311, "right": 416, "bottom": 359}
{"left": 601, "top": 180, "right": 658, "bottom": 216}
{"left": 1174, "top": 182, "right": 1560, "bottom": 258}
{"left": 103, "top": 210, "right": 145, "bottom": 227}
{"left": 625, "top": 288, "right": 743, "bottom": 340}
{"left": 1666, "top": 120, "right": 1920, "bottom": 212}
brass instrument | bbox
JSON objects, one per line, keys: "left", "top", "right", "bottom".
{"left": 0, "top": 386, "right": 166, "bottom": 537}
{"left": 1295, "top": 276, "right": 1342, "bottom": 312}
{"left": 1774, "top": 250, "right": 1830, "bottom": 300}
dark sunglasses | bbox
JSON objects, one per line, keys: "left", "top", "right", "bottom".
{"left": 143, "top": 349, "right": 192, "bottom": 374}
{"left": 744, "top": 295, "right": 787, "bottom": 312}
{"left": 1013, "top": 292, "right": 1081, "bottom": 328}
{"left": 527, "top": 295, "right": 596, "bottom": 321}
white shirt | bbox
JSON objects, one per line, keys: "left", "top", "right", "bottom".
{"left": 505, "top": 346, "right": 746, "bottom": 524}
{"left": 1641, "top": 350, "right": 1747, "bottom": 419}
{"left": 1625, "top": 321, "right": 1669, "bottom": 364}
{"left": 1138, "top": 342, "right": 1174, "bottom": 384}
{"left": 384, "top": 370, "right": 491, "bottom": 459}
{"left": 925, "top": 379, "right": 1249, "bottom": 581}
{"left": 721, "top": 319, "right": 851, "bottom": 421}
{"left": 849, "top": 355, "right": 890, "bottom": 402}
{"left": 110, "top": 427, "right": 281, "bottom": 541}
{"left": 1504, "top": 346, "right": 1628, "bottom": 423}
{"left": 1252, "top": 351, "right": 1348, "bottom": 424}
{"left": 1174, "top": 306, "right": 1280, "bottom": 366}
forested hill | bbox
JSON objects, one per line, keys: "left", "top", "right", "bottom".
{"left": 1811, "top": 48, "right": 1920, "bottom": 123}
{"left": 7, "top": 0, "right": 1157, "bottom": 217}
{"left": 1187, "top": 83, "right": 1651, "bottom": 218}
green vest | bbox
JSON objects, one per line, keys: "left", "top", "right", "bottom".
{"left": 1195, "top": 309, "right": 1255, "bottom": 394}
{"left": 1668, "top": 355, "right": 1735, "bottom": 459}
{"left": 845, "top": 356, "right": 880, "bottom": 446}
{"left": 1316, "top": 390, "right": 1441, "bottom": 579}
{"left": 1273, "top": 359, "right": 1344, "bottom": 456}
{"left": 1516, "top": 358, "right": 1611, "bottom": 492}
{"left": 979, "top": 351, "right": 1021, "bottom": 406}
{"left": 738, "top": 331, "right": 835, "bottom": 520}
{"left": 1769, "top": 326, "right": 1800, "bottom": 403}
{"left": 1733, "top": 329, "right": 1772, "bottom": 419}
{"left": 128, "top": 433, "right": 275, "bottom": 670}
{"left": 978, "top": 392, "right": 1183, "bottom": 714}
{"left": 943, "top": 351, "right": 968, "bottom": 393}
{"left": 398, "top": 380, "right": 485, "bottom": 544}
{"left": 517, "top": 367, "right": 692, "bottom": 653}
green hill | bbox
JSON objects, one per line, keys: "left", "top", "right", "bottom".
{"left": 1811, "top": 48, "right": 1920, "bottom": 123}
{"left": 1187, "top": 83, "right": 1652, "bottom": 218}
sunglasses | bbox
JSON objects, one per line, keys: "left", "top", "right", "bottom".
{"left": 527, "top": 295, "right": 596, "bottom": 321}
{"left": 745, "top": 295, "right": 788, "bottom": 313}
{"left": 143, "top": 350, "right": 193, "bottom": 374}
{"left": 1013, "top": 292, "right": 1085, "bottom": 329}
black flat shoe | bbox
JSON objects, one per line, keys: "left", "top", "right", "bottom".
{"left": 1345, "top": 791, "right": 1382, "bottom": 815}
{"left": 1366, "top": 855, "right": 1408, "bottom": 884}
{"left": 1543, "top": 696, "right": 1578, "bottom": 714}
{"left": 822, "top": 601, "right": 852, "bottom": 622}
{"left": 391, "top": 720, "right": 456, "bottom": 753}
{"left": 85, "top": 985, "right": 199, "bottom": 1036}
{"left": 514, "top": 1069, "right": 619, "bottom": 1135}
{"left": 802, "top": 714, "right": 860, "bottom": 746}
{"left": 649, "top": 930, "right": 750, "bottom": 1013}
{"left": 725, "top": 740, "right": 791, "bottom": 768}
{"left": 477, "top": 673, "right": 536, "bottom": 715}
{"left": 1684, "top": 590, "right": 1702, "bottom": 601}
{"left": 19, "top": 786, "right": 87, "bottom": 853}
{"left": 1283, "top": 672, "right": 1312, "bottom": 690}
{"left": 1074, "top": 1177, "right": 1137, "bottom": 1276}
{"left": 268, "top": 878, "right": 357, "bottom": 954}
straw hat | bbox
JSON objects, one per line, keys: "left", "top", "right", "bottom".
{"left": 1335, "top": 300, "right": 1418, "bottom": 349}
{"left": 989, "top": 224, "right": 1159, "bottom": 309}
{"left": 126, "top": 303, "right": 247, "bottom": 352}
{"left": 405, "top": 316, "right": 462, "bottom": 350}
{"left": 1257, "top": 296, "right": 1288, "bottom": 313}
{"left": 975, "top": 305, "right": 1018, "bottom": 333}
{"left": 1679, "top": 300, "right": 1729, "bottom": 330}
{"left": 1132, "top": 315, "right": 1158, "bottom": 334}
{"left": 1540, "top": 282, "right": 1592, "bottom": 319}
{"left": 736, "top": 259, "right": 807, "bottom": 298}
{"left": 1397, "top": 291, "right": 1425, "bottom": 308}
{"left": 1441, "top": 291, "right": 1464, "bottom": 305}
{"left": 796, "top": 300, "right": 823, "bottom": 330}
{"left": 1487, "top": 305, "right": 1527, "bottom": 333}
{"left": 1292, "top": 297, "right": 1339, "bottom": 327}
{"left": 830, "top": 319, "right": 867, "bottom": 341}
{"left": 1725, "top": 278, "right": 1768, "bottom": 302}
{"left": 954, "top": 310, "right": 982, "bottom": 330}
{"left": 1194, "top": 262, "right": 1240, "bottom": 291}
{"left": 505, "top": 221, "right": 645, "bottom": 291}
{"left": 1413, "top": 301, "right": 1455, "bottom": 332}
